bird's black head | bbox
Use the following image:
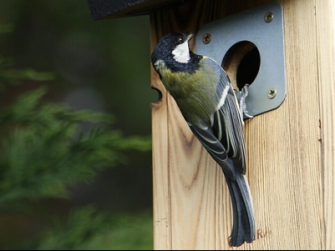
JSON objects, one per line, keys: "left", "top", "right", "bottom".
{"left": 151, "top": 33, "right": 200, "bottom": 73}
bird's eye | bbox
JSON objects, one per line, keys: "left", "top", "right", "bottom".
{"left": 177, "top": 37, "right": 184, "bottom": 44}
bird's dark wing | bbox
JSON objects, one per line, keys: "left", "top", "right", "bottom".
{"left": 189, "top": 125, "right": 235, "bottom": 179}
{"left": 189, "top": 57, "right": 247, "bottom": 175}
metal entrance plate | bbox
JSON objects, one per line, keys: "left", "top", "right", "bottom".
{"left": 196, "top": 1, "right": 286, "bottom": 117}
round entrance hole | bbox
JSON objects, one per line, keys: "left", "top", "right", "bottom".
{"left": 222, "top": 41, "right": 261, "bottom": 91}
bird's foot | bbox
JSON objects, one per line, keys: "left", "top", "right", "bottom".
{"left": 240, "top": 84, "right": 253, "bottom": 120}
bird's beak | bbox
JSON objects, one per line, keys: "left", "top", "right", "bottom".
{"left": 187, "top": 34, "right": 194, "bottom": 41}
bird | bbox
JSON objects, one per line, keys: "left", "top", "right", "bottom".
{"left": 151, "top": 32, "right": 255, "bottom": 247}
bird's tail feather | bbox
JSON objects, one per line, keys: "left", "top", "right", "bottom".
{"left": 225, "top": 172, "right": 255, "bottom": 247}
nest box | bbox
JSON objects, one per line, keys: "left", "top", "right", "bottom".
{"left": 88, "top": 0, "right": 335, "bottom": 250}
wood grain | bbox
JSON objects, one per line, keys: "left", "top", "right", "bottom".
{"left": 151, "top": 0, "right": 335, "bottom": 249}
{"left": 151, "top": 20, "right": 172, "bottom": 249}
{"left": 315, "top": 0, "right": 335, "bottom": 249}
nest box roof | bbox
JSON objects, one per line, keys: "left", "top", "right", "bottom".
{"left": 87, "top": 0, "right": 183, "bottom": 20}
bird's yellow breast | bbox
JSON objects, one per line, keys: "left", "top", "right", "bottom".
{"left": 156, "top": 61, "right": 218, "bottom": 127}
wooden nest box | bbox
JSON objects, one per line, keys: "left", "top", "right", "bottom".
{"left": 88, "top": 0, "right": 335, "bottom": 249}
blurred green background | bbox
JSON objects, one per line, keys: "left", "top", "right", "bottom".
{"left": 0, "top": 0, "right": 155, "bottom": 249}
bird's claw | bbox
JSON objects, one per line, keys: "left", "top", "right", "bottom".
{"left": 240, "top": 84, "right": 253, "bottom": 120}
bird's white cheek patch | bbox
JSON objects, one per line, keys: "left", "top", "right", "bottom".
{"left": 172, "top": 41, "right": 190, "bottom": 64}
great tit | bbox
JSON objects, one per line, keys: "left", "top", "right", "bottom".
{"left": 151, "top": 33, "right": 255, "bottom": 247}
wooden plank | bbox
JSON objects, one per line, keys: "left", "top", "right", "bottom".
{"left": 151, "top": 0, "right": 335, "bottom": 249}
{"left": 245, "top": 1, "right": 323, "bottom": 249}
{"left": 151, "top": 19, "right": 172, "bottom": 250}
{"left": 315, "top": 0, "right": 335, "bottom": 249}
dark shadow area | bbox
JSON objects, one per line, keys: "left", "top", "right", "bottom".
{"left": 222, "top": 41, "right": 261, "bottom": 90}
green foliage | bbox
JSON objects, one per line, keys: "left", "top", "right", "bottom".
{"left": 0, "top": 25, "right": 152, "bottom": 250}
{"left": 37, "top": 208, "right": 153, "bottom": 250}
{"left": 0, "top": 59, "right": 55, "bottom": 91}
{"left": 0, "top": 24, "right": 14, "bottom": 33}
{"left": 0, "top": 67, "right": 55, "bottom": 83}
{"left": 0, "top": 88, "right": 151, "bottom": 206}
{"left": 0, "top": 86, "right": 152, "bottom": 249}
{"left": 0, "top": 25, "right": 54, "bottom": 92}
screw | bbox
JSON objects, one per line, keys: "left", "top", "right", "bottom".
{"left": 202, "top": 33, "right": 212, "bottom": 44}
{"left": 264, "top": 12, "right": 274, "bottom": 23}
{"left": 268, "top": 89, "right": 277, "bottom": 99}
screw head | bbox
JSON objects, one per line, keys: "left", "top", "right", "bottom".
{"left": 264, "top": 12, "right": 274, "bottom": 23}
{"left": 268, "top": 89, "right": 277, "bottom": 99}
{"left": 202, "top": 33, "right": 212, "bottom": 45}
